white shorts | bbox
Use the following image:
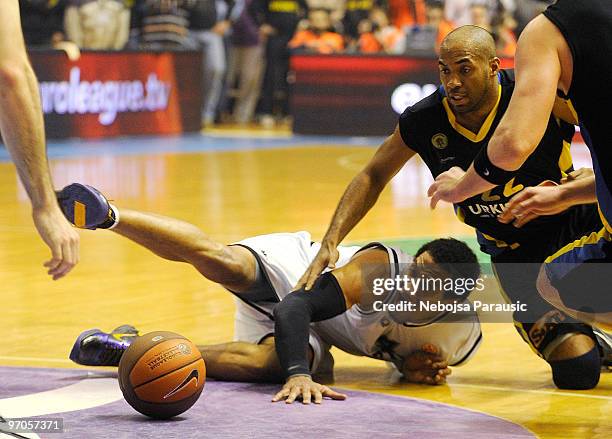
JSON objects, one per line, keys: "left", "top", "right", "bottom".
{"left": 230, "top": 231, "right": 361, "bottom": 374}
{"left": 233, "top": 298, "right": 330, "bottom": 374}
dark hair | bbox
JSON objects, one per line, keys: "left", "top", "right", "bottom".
{"left": 415, "top": 238, "right": 481, "bottom": 289}
{"left": 426, "top": 0, "right": 445, "bottom": 10}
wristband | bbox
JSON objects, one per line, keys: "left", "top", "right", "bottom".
{"left": 473, "top": 145, "right": 516, "bottom": 185}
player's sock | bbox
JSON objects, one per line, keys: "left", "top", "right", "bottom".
{"left": 69, "top": 325, "right": 139, "bottom": 366}
{"left": 56, "top": 183, "right": 119, "bottom": 230}
{"left": 103, "top": 204, "right": 120, "bottom": 230}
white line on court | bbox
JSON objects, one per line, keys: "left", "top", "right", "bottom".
{"left": 0, "top": 375, "right": 122, "bottom": 418}
{"left": 0, "top": 431, "right": 40, "bottom": 439}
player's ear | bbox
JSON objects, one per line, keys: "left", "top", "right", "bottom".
{"left": 489, "top": 57, "right": 501, "bottom": 76}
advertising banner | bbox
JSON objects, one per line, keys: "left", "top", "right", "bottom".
{"left": 291, "top": 54, "right": 514, "bottom": 136}
{"left": 29, "top": 50, "right": 203, "bottom": 139}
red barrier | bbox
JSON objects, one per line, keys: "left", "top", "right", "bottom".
{"left": 29, "top": 50, "right": 203, "bottom": 139}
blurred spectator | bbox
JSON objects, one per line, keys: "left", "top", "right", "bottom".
{"left": 404, "top": 25, "right": 436, "bottom": 55}
{"left": 444, "top": 0, "right": 471, "bottom": 26}
{"left": 492, "top": 10, "right": 516, "bottom": 57}
{"left": 130, "top": 0, "right": 198, "bottom": 50}
{"left": 514, "top": 0, "right": 550, "bottom": 35}
{"left": 469, "top": 2, "right": 491, "bottom": 31}
{"left": 342, "top": 0, "right": 378, "bottom": 41}
{"left": 355, "top": 7, "right": 404, "bottom": 54}
{"left": 191, "top": 0, "right": 244, "bottom": 126}
{"left": 425, "top": 0, "right": 454, "bottom": 51}
{"left": 446, "top": 0, "right": 513, "bottom": 28}
{"left": 404, "top": 0, "right": 453, "bottom": 55}
{"left": 355, "top": 19, "right": 380, "bottom": 53}
{"left": 64, "top": 0, "right": 130, "bottom": 49}
{"left": 388, "top": 0, "right": 426, "bottom": 29}
{"left": 289, "top": 9, "right": 343, "bottom": 54}
{"left": 252, "top": 0, "right": 307, "bottom": 127}
{"left": 20, "top": 0, "right": 66, "bottom": 47}
{"left": 224, "top": 0, "right": 264, "bottom": 124}
{"left": 497, "top": 0, "right": 516, "bottom": 18}
{"left": 307, "top": 0, "right": 343, "bottom": 27}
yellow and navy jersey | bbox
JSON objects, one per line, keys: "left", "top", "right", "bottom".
{"left": 251, "top": 0, "right": 307, "bottom": 35}
{"left": 398, "top": 69, "right": 576, "bottom": 256}
{"left": 543, "top": 0, "right": 612, "bottom": 233}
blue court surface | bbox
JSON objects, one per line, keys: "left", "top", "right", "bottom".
{"left": 0, "top": 132, "right": 386, "bottom": 162}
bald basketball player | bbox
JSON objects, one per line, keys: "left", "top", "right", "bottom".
{"left": 59, "top": 183, "right": 482, "bottom": 404}
{"left": 297, "top": 25, "right": 611, "bottom": 390}
{"left": 0, "top": 1, "right": 79, "bottom": 279}
{"left": 427, "top": 2, "right": 612, "bottom": 331}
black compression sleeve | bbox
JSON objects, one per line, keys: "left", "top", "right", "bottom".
{"left": 273, "top": 273, "right": 347, "bottom": 378}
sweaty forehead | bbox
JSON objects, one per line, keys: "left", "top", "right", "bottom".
{"left": 439, "top": 48, "right": 480, "bottom": 65}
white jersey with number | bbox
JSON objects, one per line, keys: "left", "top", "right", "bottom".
{"left": 230, "top": 232, "right": 482, "bottom": 373}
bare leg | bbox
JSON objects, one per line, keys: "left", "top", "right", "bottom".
{"left": 537, "top": 266, "right": 612, "bottom": 332}
{"left": 548, "top": 334, "right": 596, "bottom": 361}
{"left": 111, "top": 208, "right": 256, "bottom": 292}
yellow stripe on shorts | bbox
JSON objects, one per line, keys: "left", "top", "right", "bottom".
{"left": 544, "top": 226, "right": 612, "bottom": 263}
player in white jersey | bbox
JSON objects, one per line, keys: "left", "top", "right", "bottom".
{"left": 60, "top": 184, "right": 482, "bottom": 404}
{"left": 229, "top": 233, "right": 481, "bottom": 384}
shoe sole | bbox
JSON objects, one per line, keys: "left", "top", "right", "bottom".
{"left": 57, "top": 183, "right": 109, "bottom": 229}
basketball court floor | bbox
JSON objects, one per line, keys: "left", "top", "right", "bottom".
{"left": 0, "top": 130, "right": 609, "bottom": 438}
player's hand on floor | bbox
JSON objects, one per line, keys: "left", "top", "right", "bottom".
{"left": 272, "top": 375, "right": 347, "bottom": 404}
{"left": 401, "top": 344, "right": 451, "bottom": 385}
{"left": 33, "top": 205, "right": 80, "bottom": 280}
{"left": 498, "top": 180, "right": 567, "bottom": 227}
{"left": 295, "top": 241, "right": 339, "bottom": 291}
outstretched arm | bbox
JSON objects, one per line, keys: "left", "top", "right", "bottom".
{"left": 0, "top": 1, "right": 79, "bottom": 279}
{"left": 296, "top": 126, "right": 415, "bottom": 290}
{"left": 428, "top": 15, "right": 570, "bottom": 206}
{"left": 273, "top": 248, "right": 389, "bottom": 403}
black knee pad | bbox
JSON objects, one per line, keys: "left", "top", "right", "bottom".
{"left": 549, "top": 345, "right": 601, "bottom": 390}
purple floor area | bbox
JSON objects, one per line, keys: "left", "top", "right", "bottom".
{"left": 0, "top": 367, "right": 534, "bottom": 439}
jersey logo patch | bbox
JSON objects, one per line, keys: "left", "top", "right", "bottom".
{"left": 431, "top": 133, "right": 448, "bottom": 150}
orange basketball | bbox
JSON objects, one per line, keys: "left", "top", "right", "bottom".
{"left": 118, "top": 331, "right": 206, "bottom": 419}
